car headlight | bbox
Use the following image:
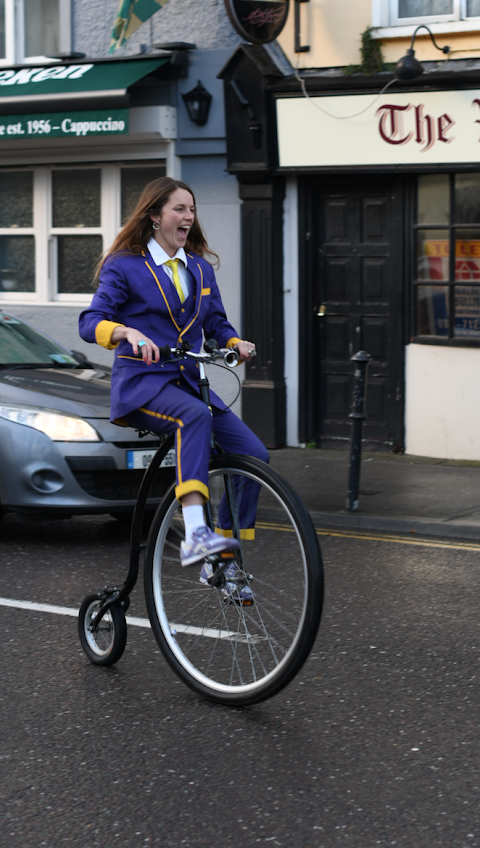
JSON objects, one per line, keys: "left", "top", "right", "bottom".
{"left": 0, "top": 405, "right": 101, "bottom": 441}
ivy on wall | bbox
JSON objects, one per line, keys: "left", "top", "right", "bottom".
{"left": 345, "top": 27, "right": 393, "bottom": 75}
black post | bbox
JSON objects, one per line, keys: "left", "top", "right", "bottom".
{"left": 346, "top": 351, "right": 371, "bottom": 512}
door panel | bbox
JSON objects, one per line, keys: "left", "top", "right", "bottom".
{"left": 312, "top": 177, "right": 403, "bottom": 448}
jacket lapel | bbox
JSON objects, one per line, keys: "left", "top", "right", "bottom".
{"left": 186, "top": 253, "right": 202, "bottom": 302}
{"left": 144, "top": 252, "right": 204, "bottom": 340}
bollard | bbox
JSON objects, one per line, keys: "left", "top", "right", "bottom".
{"left": 346, "top": 350, "right": 371, "bottom": 511}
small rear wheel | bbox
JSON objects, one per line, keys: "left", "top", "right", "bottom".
{"left": 78, "top": 593, "right": 127, "bottom": 666}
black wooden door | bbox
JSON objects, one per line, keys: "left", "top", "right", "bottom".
{"left": 310, "top": 177, "right": 404, "bottom": 449}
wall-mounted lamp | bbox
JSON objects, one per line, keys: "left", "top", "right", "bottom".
{"left": 394, "top": 24, "right": 450, "bottom": 80}
{"left": 181, "top": 80, "right": 212, "bottom": 126}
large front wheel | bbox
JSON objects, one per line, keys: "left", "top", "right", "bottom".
{"left": 144, "top": 456, "right": 324, "bottom": 706}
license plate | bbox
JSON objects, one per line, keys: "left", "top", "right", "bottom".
{"left": 127, "top": 448, "right": 176, "bottom": 470}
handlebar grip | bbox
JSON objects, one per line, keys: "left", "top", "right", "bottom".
{"left": 158, "top": 345, "right": 172, "bottom": 360}
{"left": 204, "top": 339, "right": 219, "bottom": 354}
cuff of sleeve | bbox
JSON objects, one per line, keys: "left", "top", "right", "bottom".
{"left": 226, "top": 337, "right": 242, "bottom": 349}
{"left": 95, "top": 320, "right": 125, "bottom": 350}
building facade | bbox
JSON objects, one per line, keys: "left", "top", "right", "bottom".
{"left": 220, "top": 0, "right": 480, "bottom": 458}
{"left": 0, "top": 0, "right": 244, "bottom": 408}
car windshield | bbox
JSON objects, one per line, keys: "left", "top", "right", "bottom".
{"left": 0, "top": 312, "right": 77, "bottom": 366}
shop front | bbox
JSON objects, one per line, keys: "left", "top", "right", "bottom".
{"left": 221, "top": 45, "right": 480, "bottom": 458}
{"left": 0, "top": 55, "right": 177, "bottom": 361}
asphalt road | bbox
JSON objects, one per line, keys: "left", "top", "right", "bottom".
{"left": 1, "top": 513, "right": 480, "bottom": 848}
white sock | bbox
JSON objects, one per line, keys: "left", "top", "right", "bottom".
{"left": 182, "top": 504, "right": 205, "bottom": 542}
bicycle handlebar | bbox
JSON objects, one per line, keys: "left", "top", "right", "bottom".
{"left": 158, "top": 341, "right": 256, "bottom": 369}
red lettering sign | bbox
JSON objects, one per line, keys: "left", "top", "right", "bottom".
{"left": 377, "top": 102, "right": 456, "bottom": 150}
{"left": 376, "top": 104, "right": 413, "bottom": 145}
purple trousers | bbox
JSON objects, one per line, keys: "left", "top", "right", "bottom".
{"left": 125, "top": 380, "right": 269, "bottom": 533}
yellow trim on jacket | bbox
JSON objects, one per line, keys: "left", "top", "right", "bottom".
{"left": 144, "top": 261, "right": 182, "bottom": 334}
{"left": 95, "top": 320, "right": 125, "bottom": 349}
{"left": 177, "top": 263, "right": 204, "bottom": 341}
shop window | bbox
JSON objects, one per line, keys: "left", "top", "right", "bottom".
{"left": 0, "top": 0, "right": 63, "bottom": 64}
{"left": 0, "top": 171, "right": 34, "bottom": 294}
{"left": 0, "top": 161, "right": 166, "bottom": 303}
{"left": 24, "top": 0, "right": 59, "bottom": 59}
{"left": 51, "top": 168, "right": 102, "bottom": 296}
{"left": 121, "top": 165, "right": 168, "bottom": 224}
{"left": 414, "top": 173, "right": 480, "bottom": 343}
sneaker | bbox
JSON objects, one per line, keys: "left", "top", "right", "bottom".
{"left": 180, "top": 525, "right": 240, "bottom": 567}
{"left": 200, "top": 560, "right": 254, "bottom": 605}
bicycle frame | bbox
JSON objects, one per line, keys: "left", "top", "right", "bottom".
{"left": 90, "top": 344, "right": 240, "bottom": 630}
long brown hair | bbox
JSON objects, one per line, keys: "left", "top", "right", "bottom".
{"left": 96, "top": 177, "right": 219, "bottom": 279}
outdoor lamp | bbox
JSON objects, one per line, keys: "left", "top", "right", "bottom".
{"left": 182, "top": 81, "right": 212, "bottom": 126}
{"left": 394, "top": 25, "right": 450, "bottom": 80}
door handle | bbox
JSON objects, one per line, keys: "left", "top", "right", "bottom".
{"left": 317, "top": 304, "right": 326, "bottom": 317}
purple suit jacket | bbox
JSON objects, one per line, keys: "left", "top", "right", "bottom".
{"left": 78, "top": 249, "right": 240, "bottom": 422}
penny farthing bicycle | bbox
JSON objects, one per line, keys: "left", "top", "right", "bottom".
{"left": 78, "top": 341, "right": 324, "bottom": 707}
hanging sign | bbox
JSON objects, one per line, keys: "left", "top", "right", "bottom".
{"left": 0, "top": 109, "right": 129, "bottom": 140}
{"left": 224, "top": 0, "right": 289, "bottom": 45}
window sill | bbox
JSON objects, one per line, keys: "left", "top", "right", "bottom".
{"left": 372, "top": 21, "right": 480, "bottom": 39}
{"left": 412, "top": 335, "right": 480, "bottom": 347}
{"left": 0, "top": 297, "right": 91, "bottom": 307}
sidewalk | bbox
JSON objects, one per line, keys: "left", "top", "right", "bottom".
{"left": 269, "top": 448, "right": 480, "bottom": 542}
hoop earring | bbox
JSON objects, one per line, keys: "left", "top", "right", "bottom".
{"left": 152, "top": 222, "right": 160, "bottom": 230}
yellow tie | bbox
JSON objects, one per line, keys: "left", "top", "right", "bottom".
{"left": 165, "top": 259, "right": 185, "bottom": 303}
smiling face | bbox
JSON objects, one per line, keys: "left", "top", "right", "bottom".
{"left": 150, "top": 188, "right": 195, "bottom": 257}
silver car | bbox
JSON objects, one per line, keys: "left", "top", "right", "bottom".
{"left": 0, "top": 310, "right": 174, "bottom": 520}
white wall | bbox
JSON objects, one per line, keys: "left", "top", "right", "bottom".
{"left": 405, "top": 343, "right": 480, "bottom": 459}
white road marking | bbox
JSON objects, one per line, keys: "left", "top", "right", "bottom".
{"left": 0, "top": 597, "right": 255, "bottom": 640}
{"left": 0, "top": 596, "right": 151, "bottom": 628}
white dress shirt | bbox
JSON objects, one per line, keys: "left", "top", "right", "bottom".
{"left": 147, "top": 237, "right": 190, "bottom": 301}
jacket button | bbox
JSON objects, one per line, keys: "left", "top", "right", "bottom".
{"left": 181, "top": 308, "right": 185, "bottom": 313}
{"left": 180, "top": 365, "right": 184, "bottom": 371}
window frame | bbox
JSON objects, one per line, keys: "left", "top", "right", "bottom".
{"left": 0, "top": 0, "right": 70, "bottom": 67}
{"left": 412, "top": 172, "right": 480, "bottom": 347}
{"left": 373, "top": 0, "right": 480, "bottom": 30}
{"left": 0, "top": 160, "right": 167, "bottom": 305}
{"left": 390, "top": 0, "right": 460, "bottom": 26}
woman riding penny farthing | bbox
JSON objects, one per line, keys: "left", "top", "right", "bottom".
{"left": 77, "top": 177, "right": 324, "bottom": 706}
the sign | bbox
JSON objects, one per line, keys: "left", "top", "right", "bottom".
{"left": 224, "top": 0, "right": 289, "bottom": 45}
{"left": 0, "top": 58, "right": 168, "bottom": 98}
{"left": 276, "top": 89, "right": 480, "bottom": 167}
{"left": 423, "top": 240, "right": 480, "bottom": 281}
{"left": 0, "top": 109, "right": 128, "bottom": 140}
{"left": 419, "top": 241, "right": 480, "bottom": 338}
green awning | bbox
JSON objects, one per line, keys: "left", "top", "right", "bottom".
{"left": 0, "top": 58, "right": 169, "bottom": 98}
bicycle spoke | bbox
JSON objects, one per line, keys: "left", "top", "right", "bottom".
{"left": 145, "top": 457, "right": 323, "bottom": 705}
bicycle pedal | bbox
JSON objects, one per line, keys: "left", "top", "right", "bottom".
{"left": 224, "top": 594, "right": 254, "bottom": 607}
{"left": 205, "top": 551, "right": 235, "bottom": 564}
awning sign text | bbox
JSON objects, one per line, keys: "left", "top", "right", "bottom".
{"left": 0, "top": 109, "right": 129, "bottom": 140}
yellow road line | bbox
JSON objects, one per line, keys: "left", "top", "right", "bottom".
{"left": 256, "top": 522, "right": 480, "bottom": 552}
{"left": 315, "top": 529, "right": 480, "bottom": 551}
